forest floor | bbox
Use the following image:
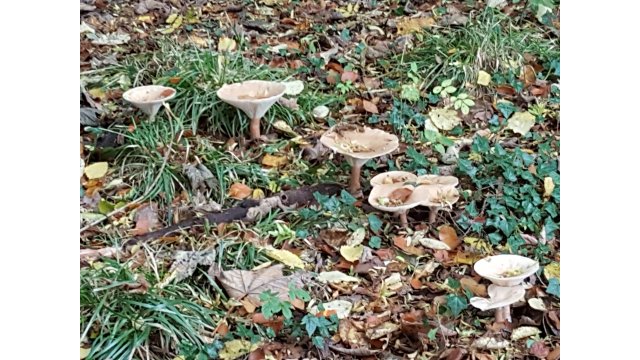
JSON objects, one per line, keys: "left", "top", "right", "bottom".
{"left": 80, "top": 1, "right": 560, "bottom": 359}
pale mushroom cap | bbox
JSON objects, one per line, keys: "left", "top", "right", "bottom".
{"left": 474, "top": 255, "right": 540, "bottom": 287}
{"left": 123, "top": 85, "right": 177, "bottom": 116}
{"left": 370, "top": 171, "right": 418, "bottom": 187}
{"left": 417, "top": 174, "right": 459, "bottom": 187}
{"left": 368, "top": 183, "right": 430, "bottom": 213}
{"left": 420, "top": 186, "right": 460, "bottom": 208}
{"left": 216, "top": 80, "right": 286, "bottom": 120}
{"left": 320, "top": 125, "right": 399, "bottom": 163}
{"left": 470, "top": 284, "right": 526, "bottom": 311}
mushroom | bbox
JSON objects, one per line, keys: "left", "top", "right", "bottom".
{"left": 122, "top": 85, "right": 176, "bottom": 121}
{"left": 367, "top": 183, "right": 428, "bottom": 227}
{"left": 370, "top": 171, "right": 418, "bottom": 187}
{"left": 470, "top": 284, "right": 526, "bottom": 323}
{"left": 416, "top": 174, "right": 459, "bottom": 187}
{"left": 216, "top": 80, "right": 287, "bottom": 140}
{"left": 320, "top": 125, "right": 399, "bottom": 195}
{"left": 421, "top": 186, "right": 460, "bottom": 224}
{"left": 471, "top": 255, "right": 540, "bottom": 323}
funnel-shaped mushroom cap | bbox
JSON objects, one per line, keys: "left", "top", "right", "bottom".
{"left": 470, "top": 284, "right": 525, "bottom": 311}
{"left": 474, "top": 255, "right": 540, "bottom": 287}
{"left": 417, "top": 174, "right": 459, "bottom": 187}
{"left": 368, "top": 183, "right": 430, "bottom": 214}
{"left": 123, "top": 85, "right": 176, "bottom": 117}
{"left": 216, "top": 80, "right": 286, "bottom": 120}
{"left": 320, "top": 125, "right": 399, "bottom": 166}
{"left": 370, "top": 171, "right": 418, "bottom": 187}
{"left": 421, "top": 186, "right": 460, "bottom": 208}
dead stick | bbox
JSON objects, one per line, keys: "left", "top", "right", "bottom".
{"left": 124, "top": 183, "right": 343, "bottom": 246}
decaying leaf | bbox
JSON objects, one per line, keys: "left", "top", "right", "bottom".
{"left": 262, "top": 154, "right": 288, "bottom": 167}
{"left": 477, "top": 70, "right": 492, "bottom": 86}
{"left": 228, "top": 183, "right": 252, "bottom": 200}
{"left": 429, "top": 108, "right": 462, "bottom": 130}
{"left": 460, "top": 277, "right": 487, "bottom": 297}
{"left": 211, "top": 264, "right": 302, "bottom": 304}
{"left": 528, "top": 298, "right": 547, "bottom": 311}
{"left": 80, "top": 347, "right": 91, "bottom": 359}
{"left": 439, "top": 225, "right": 461, "bottom": 250}
{"left": 282, "top": 80, "right": 304, "bottom": 95}
{"left": 394, "top": 235, "right": 425, "bottom": 255}
{"left": 218, "top": 37, "right": 237, "bottom": 52}
{"left": 317, "top": 271, "right": 361, "bottom": 284}
{"left": 543, "top": 177, "right": 555, "bottom": 197}
{"left": 417, "top": 237, "right": 451, "bottom": 251}
{"left": 397, "top": 16, "right": 435, "bottom": 35}
{"left": 309, "top": 299, "right": 352, "bottom": 319}
{"left": 362, "top": 100, "right": 378, "bottom": 114}
{"left": 507, "top": 111, "right": 536, "bottom": 135}
{"left": 544, "top": 262, "right": 560, "bottom": 281}
{"left": 511, "top": 326, "right": 541, "bottom": 341}
{"left": 340, "top": 244, "right": 364, "bottom": 262}
{"left": 530, "top": 340, "right": 550, "bottom": 359}
{"left": 160, "top": 249, "right": 216, "bottom": 286}
{"left": 365, "top": 322, "right": 400, "bottom": 340}
{"left": 88, "top": 32, "right": 131, "bottom": 45}
{"left": 131, "top": 203, "right": 160, "bottom": 235}
{"left": 472, "top": 337, "right": 509, "bottom": 349}
{"left": 263, "top": 247, "right": 305, "bottom": 268}
{"left": 219, "top": 339, "right": 261, "bottom": 360}
{"left": 84, "top": 162, "right": 109, "bottom": 179}
{"left": 388, "top": 187, "right": 413, "bottom": 203}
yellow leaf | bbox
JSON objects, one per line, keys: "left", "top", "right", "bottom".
{"left": 166, "top": 13, "right": 178, "bottom": 24}
{"left": 252, "top": 188, "right": 265, "bottom": 200}
{"left": 340, "top": 244, "right": 364, "bottom": 262}
{"left": 543, "top": 177, "right": 555, "bottom": 197}
{"left": 189, "top": 35, "right": 208, "bottom": 47}
{"left": 228, "top": 183, "right": 252, "bottom": 200}
{"left": 218, "top": 37, "right": 237, "bottom": 52}
{"left": 264, "top": 247, "right": 305, "bottom": 269}
{"left": 88, "top": 88, "right": 106, "bottom": 100}
{"left": 544, "top": 262, "right": 560, "bottom": 282}
{"left": 219, "top": 339, "right": 260, "bottom": 360}
{"left": 477, "top": 70, "right": 492, "bottom": 86}
{"left": 84, "top": 162, "right": 109, "bottom": 179}
{"left": 262, "top": 154, "right": 288, "bottom": 167}
{"left": 463, "top": 237, "right": 493, "bottom": 255}
{"left": 137, "top": 15, "right": 153, "bottom": 24}
{"left": 80, "top": 347, "right": 91, "bottom": 359}
{"left": 507, "top": 111, "right": 536, "bottom": 135}
{"left": 397, "top": 16, "right": 435, "bottom": 35}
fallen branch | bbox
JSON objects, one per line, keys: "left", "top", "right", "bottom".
{"left": 124, "top": 183, "right": 343, "bottom": 246}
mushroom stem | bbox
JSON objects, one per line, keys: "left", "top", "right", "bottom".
{"left": 349, "top": 162, "right": 363, "bottom": 194}
{"left": 494, "top": 305, "right": 511, "bottom": 323}
{"left": 428, "top": 206, "right": 439, "bottom": 223}
{"left": 249, "top": 117, "right": 261, "bottom": 140}
{"left": 398, "top": 211, "right": 408, "bottom": 227}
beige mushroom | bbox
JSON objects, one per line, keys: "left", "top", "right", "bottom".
{"left": 321, "top": 125, "right": 399, "bottom": 194}
{"left": 123, "top": 85, "right": 176, "bottom": 121}
{"left": 470, "top": 284, "right": 526, "bottom": 323}
{"left": 216, "top": 80, "right": 287, "bottom": 140}
{"left": 370, "top": 171, "right": 418, "bottom": 187}
{"left": 367, "top": 183, "right": 428, "bottom": 227}
{"left": 421, "top": 186, "right": 460, "bottom": 224}
{"left": 416, "top": 174, "right": 459, "bottom": 187}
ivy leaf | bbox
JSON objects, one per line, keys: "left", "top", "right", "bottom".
{"left": 546, "top": 278, "right": 560, "bottom": 298}
{"left": 458, "top": 158, "right": 477, "bottom": 178}
{"left": 340, "top": 190, "right": 357, "bottom": 205}
{"left": 368, "top": 214, "right": 383, "bottom": 232}
{"left": 447, "top": 294, "right": 468, "bottom": 317}
{"left": 369, "top": 236, "right": 382, "bottom": 249}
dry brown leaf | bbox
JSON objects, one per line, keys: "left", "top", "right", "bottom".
{"left": 547, "top": 346, "right": 560, "bottom": 360}
{"left": 393, "top": 235, "right": 425, "bottom": 256}
{"left": 440, "top": 348, "right": 466, "bottom": 360}
{"left": 228, "top": 183, "right": 252, "bottom": 200}
{"left": 131, "top": 203, "right": 160, "bottom": 235}
{"left": 439, "top": 225, "right": 461, "bottom": 250}
{"left": 252, "top": 313, "right": 284, "bottom": 334}
{"left": 521, "top": 65, "right": 537, "bottom": 86}
{"left": 460, "top": 276, "right": 487, "bottom": 297}
{"left": 211, "top": 264, "right": 302, "bottom": 304}
{"left": 495, "top": 85, "right": 517, "bottom": 96}
{"left": 362, "top": 99, "right": 379, "bottom": 114}
{"left": 389, "top": 188, "right": 413, "bottom": 203}
{"left": 397, "top": 16, "right": 435, "bottom": 35}
{"left": 530, "top": 340, "right": 550, "bottom": 359}
{"left": 341, "top": 71, "right": 359, "bottom": 83}
{"left": 326, "top": 70, "right": 341, "bottom": 85}
{"left": 261, "top": 154, "right": 288, "bottom": 167}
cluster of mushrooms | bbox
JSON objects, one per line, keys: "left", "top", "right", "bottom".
{"left": 119, "top": 80, "right": 541, "bottom": 324}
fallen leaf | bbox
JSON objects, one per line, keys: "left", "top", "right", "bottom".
{"left": 529, "top": 340, "right": 550, "bottom": 359}
{"left": 511, "top": 326, "right": 540, "bottom": 341}
{"left": 507, "top": 111, "right": 536, "bottom": 135}
{"left": 131, "top": 203, "right": 160, "bottom": 235}
{"left": 84, "top": 162, "right": 109, "bottom": 179}
{"left": 264, "top": 247, "right": 305, "bottom": 268}
{"left": 389, "top": 187, "right": 413, "bottom": 203}
{"left": 340, "top": 244, "right": 364, "bottom": 262}
{"left": 521, "top": 65, "right": 537, "bottom": 86}
{"left": 544, "top": 262, "right": 560, "bottom": 281}
{"left": 463, "top": 237, "right": 493, "bottom": 255}
{"left": 341, "top": 71, "right": 359, "bottom": 83}
{"left": 460, "top": 277, "right": 487, "bottom": 297}
{"left": 80, "top": 347, "right": 91, "bottom": 359}
{"left": 528, "top": 298, "right": 547, "bottom": 311}
{"left": 218, "top": 37, "right": 237, "bottom": 52}
{"left": 211, "top": 264, "right": 302, "bottom": 304}
{"left": 252, "top": 189, "right": 265, "bottom": 200}
{"left": 417, "top": 237, "right": 451, "bottom": 251}
{"left": 309, "top": 300, "right": 352, "bottom": 319}
{"left": 548, "top": 346, "right": 560, "bottom": 360}
{"left": 219, "top": 339, "right": 261, "bottom": 360}
{"left": 282, "top": 80, "right": 304, "bottom": 95}
{"left": 326, "top": 70, "right": 341, "bottom": 85}
{"left": 262, "top": 154, "right": 288, "bottom": 167}
{"left": 317, "top": 271, "right": 360, "bottom": 283}
{"left": 88, "top": 32, "right": 131, "bottom": 45}
{"left": 252, "top": 313, "right": 284, "bottom": 334}
{"left": 362, "top": 100, "right": 379, "bottom": 114}
{"left": 397, "top": 16, "right": 435, "bottom": 35}
{"left": 439, "top": 225, "right": 461, "bottom": 250}
{"left": 472, "top": 337, "right": 509, "bottom": 349}
{"left": 495, "top": 85, "right": 517, "bottom": 96}
{"left": 543, "top": 177, "right": 555, "bottom": 197}
{"left": 429, "top": 108, "right": 462, "bottom": 130}
{"left": 229, "top": 183, "right": 252, "bottom": 199}
{"left": 189, "top": 35, "right": 208, "bottom": 47}
{"left": 477, "top": 70, "right": 492, "bottom": 86}
{"left": 272, "top": 120, "right": 298, "bottom": 136}
{"left": 160, "top": 250, "right": 216, "bottom": 286}
{"left": 366, "top": 322, "right": 400, "bottom": 340}
{"left": 393, "top": 235, "right": 425, "bottom": 255}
